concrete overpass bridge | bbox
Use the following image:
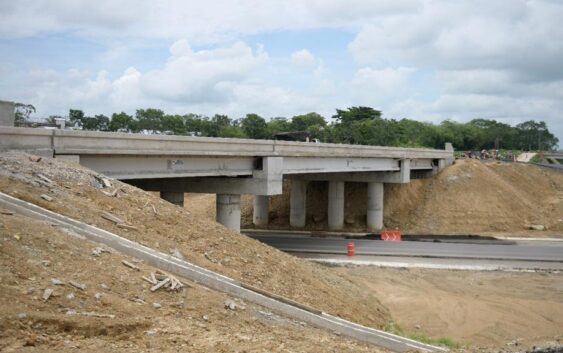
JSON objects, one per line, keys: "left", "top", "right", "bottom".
{"left": 0, "top": 127, "right": 454, "bottom": 231}
{"left": 544, "top": 151, "right": 563, "bottom": 165}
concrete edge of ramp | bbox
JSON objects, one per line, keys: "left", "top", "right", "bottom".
{"left": 0, "top": 192, "right": 447, "bottom": 353}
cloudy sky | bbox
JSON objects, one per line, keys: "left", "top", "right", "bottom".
{"left": 0, "top": 0, "right": 562, "bottom": 141}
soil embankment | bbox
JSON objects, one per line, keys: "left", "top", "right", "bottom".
{"left": 0, "top": 152, "right": 390, "bottom": 351}
{"left": 241, "top": 160, "right": 563, "bottom": 236}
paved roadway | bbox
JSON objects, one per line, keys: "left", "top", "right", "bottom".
{"left": 249, "top": 234, "right": 563, "bottom": 264}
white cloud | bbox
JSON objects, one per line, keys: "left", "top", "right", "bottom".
{"left": 350, "top": 67, "right": 415, "bottom": 105}
{"left": 290, "top": 49, "right": 317, "bottom": 72}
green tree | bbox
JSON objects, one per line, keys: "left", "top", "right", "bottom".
{"left": 332, "top": 106, "right": 382, "bottom": 124}
{"left": 69, "top": 109, "right": 85, "bottom": 127}
{"left": 109, "top": 112, "right": 135, "bottom": 132}
{"left": 240, "top": 113, "right": 268, "bottom": 139}
{"left": 14, "top": 103, "right": 36, "bottom": 124}
{"left": 136, "top": 108, "right": 164, "bottom": 132}
{"left": 266, "top": 117, "right": 291, "bottom": 138}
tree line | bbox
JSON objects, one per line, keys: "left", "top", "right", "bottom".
{"left": 20, "top": 105, "right": 560, "bottom": 151}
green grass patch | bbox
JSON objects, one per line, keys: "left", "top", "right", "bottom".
{"left": 383, "top": 321, "right": 461, "bottom": 349}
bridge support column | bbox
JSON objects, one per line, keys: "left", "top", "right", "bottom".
{"left": 216, "top": 194, "right": 241, "bottom": 231}
{"left": 253, "top": 195, "right": 269, "bottom": 225}
{"left": 367, "top": 182, "right": 384, "bottom": 231}
{"left": 328, "top": 181, "right": 344, "bottom": 230}
{"left": 160, "top": 191, "right": 184, "bottom": 207}
{"left": 290, "top": 180, "right": 307, "bottom": 227}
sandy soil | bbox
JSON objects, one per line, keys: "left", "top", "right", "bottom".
{"left": 0, "top": 212, "right": 387, "bottom": 353}
{"left": 0, "top": 152, "right": 389, "bottom": 331}
{"left": 240, "top": 160, "right": 563, "bottom": 236}
{"left": 334, "top": 266, "right": 563, "bottom": 352}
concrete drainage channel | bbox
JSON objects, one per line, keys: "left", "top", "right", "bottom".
{"left": 0, "top": 192, "right": 446, "bottom": 353}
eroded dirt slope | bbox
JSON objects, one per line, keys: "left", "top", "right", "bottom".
{"left": 0, "top": 212, "right": 387, "bottom": 353}
{"left": 0, "top": 152, "right": 389, "bottom": 330}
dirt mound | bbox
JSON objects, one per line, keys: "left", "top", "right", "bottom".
{"left": 0, "top": 212, "right": 386, "bottom": 352}
{"left": 0, "top": 152, "right": 389, "bottom": 332}
{"left": 241, "top": 160, "right": 563, "bottom": 236}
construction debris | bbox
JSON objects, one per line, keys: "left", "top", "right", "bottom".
{"left": 122, "top": 260, "right": 140, "bottom": 271}
{"left": 101, "top": 187, "right": 121, "bottom": 197}
{"left": 42, "top": 288, "right": 54, "bottom": 301}
{"left": 101, "top": 211, "right": 125, "bottom": 225}
{"left": 36, "top": 173, "right": 54, "bottom": 184}
{"left": 116, "top": 223, "right": 139, "bottom": 231}
{"left": 144, "top": 270, "right": 187, "bottom": 292}
{"left": 101, "top": 211, "right": 138, "bottom": 230}
{"left": 40, "top": 194, "right": 53, "bottom": 202}
{"left": 94, "top": 175, "right": 112, "bottom": 189}
{"left": 69, "top": 281, "right": 86, "bottom": 291}
{"left": 92, "top": 246, "right": 111, "bottom": 256}
{"left": 50, "top": 278, "right": 64, "bottom": 286}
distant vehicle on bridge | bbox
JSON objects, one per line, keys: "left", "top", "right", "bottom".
{"left": 273, "top": 131, "right": 319, "bottom": 143}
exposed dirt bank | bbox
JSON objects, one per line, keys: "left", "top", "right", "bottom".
{"left": 0, "top": 212, "right": 387, "bottom": 353}
{"left": 240, "top": 160, "right": 563, "bottom": 236}
{"left": 0, "top": 152, "right": 389, "bottom": 331}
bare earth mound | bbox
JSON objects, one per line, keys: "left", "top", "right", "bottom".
{"left": 0, "top": 212, "right": 386, "bottom": 353}
{"left": 241, "top": 160, "right": 563, "bottom": 236}
{"left": 0, "top": 152, "right": 389, "bottom": 338}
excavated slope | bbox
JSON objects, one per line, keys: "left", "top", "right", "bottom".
{"left": 241, "top": 160, "right": 563, "bottom": 236}
{"left": 0, "top": 152, "right": 389, "bottom": 334}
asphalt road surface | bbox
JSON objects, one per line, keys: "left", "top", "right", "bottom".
{"left": 249, "top": 234, "right": 563, "bottom": 263}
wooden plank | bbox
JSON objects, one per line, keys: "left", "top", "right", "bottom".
{"left": 150, "top": 278, "right": 170, "bottom": 292}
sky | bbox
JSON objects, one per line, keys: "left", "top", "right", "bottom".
{"left": 0, "top": 0, "right": 562, "bottom": 142}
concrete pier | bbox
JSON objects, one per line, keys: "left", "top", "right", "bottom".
{"left": 290, "top": 180, "right": 307, "bottom": 227}
{"left": 367, "top": 182, "right": 384, "bottom": 230}
{"left": 253, "top": 195, "right": 269, "bottom": 225}
{"left": 216, "top": 194, "right": 241, "bottom": 231}
{"left": 160, "top": 191, "right": 184, "bottom": 207}
{"left": 328, "top": 181, "right": 345, "bottom": 230}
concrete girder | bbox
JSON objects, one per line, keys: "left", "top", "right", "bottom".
{"left": 129, "top": 157, "right": 283, "bottom": 196}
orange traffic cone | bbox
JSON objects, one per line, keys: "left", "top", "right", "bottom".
{"left": 347, "top": 240, "right": 355, "bottom": 256}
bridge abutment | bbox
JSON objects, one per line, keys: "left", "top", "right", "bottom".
{"left": 367, "top": 182, "right": 384, "bottom": 230}
{"left": 253, "top": 195, "right": 269, "bottom": 225}
{"left": 328, "top": 181, "right": 345, "bottom": 230}
{"left": 216, "top": 194, "right": 241, "bottom": 231}
{"left": 160, "top": 191, "right": 184, "bottom": 207}
{"left": 290, "top": 180, "right": 307, "bottom": 227}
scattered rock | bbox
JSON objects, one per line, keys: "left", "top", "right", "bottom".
{"left": 17, "top": 313, "right": 28, "bottom": 319}
{"left": 42, "top": 288, "right": 54, "bottom": 301}
{"left": 224, "top": 300, "right": 237, "bottom": 311}
{"left": 202, "top": 315, "right": 209, "bottom": 321}
{"left": 40, "top": 194, "right": 53, "bottom": 202}
{"left": 94, "top": 293, "right": 102, "bottom": 300}
{"left": 66, "top": 292, "right": 75, "bottom": 300}
{"left": 528, "top": 224, "right": 546, "bottom": 231}
{"left": 50, "top": 278, "right": 64, "bottom": 286}
{"left": 66, "top": 309, "right": 77, "bottom": 316}
{"left": 0, "top": 209, "right": 14, "bottom": 215}
{"left": 69, "top": 281, "right": 86, "bottom": 291}
{"left": 152, "top": 302, "right": 162, "bottom": 309}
